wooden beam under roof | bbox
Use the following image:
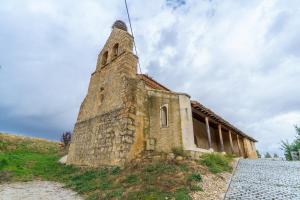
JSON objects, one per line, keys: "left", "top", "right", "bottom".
{"left": 191, "top": 101, "right": 257, "bottom": 142}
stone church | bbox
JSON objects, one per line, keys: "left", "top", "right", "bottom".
{"left": 67, "top": 20, "right": 257, "bottom": 167}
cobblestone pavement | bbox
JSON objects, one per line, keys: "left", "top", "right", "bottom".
{"left": 225, "top": 159, "right": 300, "bottom": 200}
{"left": 0, "top": 181, "right": 83, "bottom": 200}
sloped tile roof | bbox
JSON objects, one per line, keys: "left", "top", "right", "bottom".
{"left": 191, "top": 100, "right": 257, "bottom": 142}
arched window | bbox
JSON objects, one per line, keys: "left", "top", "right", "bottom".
{"left": 101, "top": 51, "right": 108, "bottom": 66}
{"left": 112, "top": 43, "right": 119, "bottom": 58}
{"left": 160, "top": 105, "right": 168, "bottom": 127}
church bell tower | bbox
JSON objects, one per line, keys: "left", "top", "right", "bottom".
{"left": 67, "top": 20, "right": 142, "bottom": 166}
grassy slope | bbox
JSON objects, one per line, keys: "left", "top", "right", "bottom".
{"left": 0, "top": 132, "right": 233, "bottom": 200}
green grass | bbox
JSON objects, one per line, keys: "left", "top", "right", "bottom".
{"left": 174, "top": 188, "right": 192, "bottom": 200}
{"left": 0, "top": 133, "right": 209, "bottom": 199}
{"left": 199, "top": 153, "right": 233, "bottom": 173}
{"left": 171, "top": 147, "right": 188, "bottom": 157}
{"left": 124, "top": 174, "right": 139, "bottom": 184}
{"left": 187, "top": 172, "right": 202, "bottom": 182}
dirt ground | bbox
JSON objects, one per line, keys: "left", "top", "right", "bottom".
{"left": 0, "top": 181, "right": 83, "bottom": 200}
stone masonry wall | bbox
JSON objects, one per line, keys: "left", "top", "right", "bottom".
{"left": 67, "top": 26, "right": 144, "bottom": 166}
{"left": 147, "top": 90, "right": 183, "bottom": 152}
{"left": 68, "top": 108, "right": 132, "bottom": 166}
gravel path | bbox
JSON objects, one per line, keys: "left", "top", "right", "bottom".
{"left": 0, "top": 181, "right": 83, "bottom": 200}
{"left": 225, "top": 159, "right": 300, "bottom": 200}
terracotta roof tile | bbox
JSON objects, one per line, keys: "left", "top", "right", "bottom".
{"left": 138, "top": 74, "right": 170, "bottom": 91}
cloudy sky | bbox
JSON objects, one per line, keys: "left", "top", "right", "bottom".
{"left": 1, "top": 0, "right": 299, "bottom": 156}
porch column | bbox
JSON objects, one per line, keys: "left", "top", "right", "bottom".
{"left": 205, "top": 117, "right": 212, "bottom": 150}
{"left": 229, "top": 130, "right": 234, "bottom": 153}
{"left": 237, "top": 134, "right": 242, "bottom": 156}
{"left": 218, "top": 124, "right": 224, "bottom": 152}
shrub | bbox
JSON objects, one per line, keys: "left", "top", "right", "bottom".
{"left": 264, "top": 152, "right": 272, "bottom": 158}
{"left": 256, "top": 150, "right": 261, "bottom": 158}
{"left": 187, "top": 172, "right": 202, "bottom": 182}
{"left": 281, "top": 125, "right": 300, "bottom": 160}
{"left": 200, "top": 153, "right": 233, "bottom": 173}
{"left": 0, "top": 158, "right": 8, "bottom": 170}
{"left": 171, "top": 147, "right": 187, "bottom": 157}
{"left": 111, "top": 166, "right": 121, "bottom": 175}
{"left": 61, "top": 132, "right": 72, "bottom": 148}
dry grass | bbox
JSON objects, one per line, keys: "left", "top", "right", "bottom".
{"left": 0, "top": 132, "right": 61, "bottom": 154}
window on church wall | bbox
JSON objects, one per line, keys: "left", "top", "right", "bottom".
{"left": 112, "top": 43, "right": 119, "bottom": 59}
{"left": 101, "top": 51, "right": 108, "bottom": 66}
{"left": 160, "top": 105, "right": 168, "bottom": 128}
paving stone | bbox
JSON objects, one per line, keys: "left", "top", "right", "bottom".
{"left": 225, "top": 159, "right": 300, "bottom": 200}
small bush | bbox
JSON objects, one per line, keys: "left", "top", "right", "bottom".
{"left": 111, "top": 166, "right": 121, "bottom": 175}
{"left": 265, "top": 152, "right": 272, "bottom": 158}
{"left": 61, "top": 132, "right": 72, "bottom": 148}
{"left": 172, "top": 147, "right": 187, "bottom": 157}
{"left": 0, "top": 158, "right": 8, "bottom": 170}
{"left": 187, "top": 172, "right": 202, "bottom": 182}
{"left": 200, "top": 153, "right": 233, "bottom": 173}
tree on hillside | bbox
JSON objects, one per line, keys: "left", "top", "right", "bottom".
{"left": 256, "top": 150, "right": 261, "bottom": 158}
{"left": 281, "top": 140, "right": 293, "bottom": 160}
{"left": 281, "top": 125, "right": 300, "bottom": 160}
{"left": 265, "top": 152, "right": 272, "bottom": 158}
{"left": 61, "top": 131, "right": 72, "bottom": 148}
{"left": 295, "top": 125, "right": 300, "bottom": 143}
{"left": 273, "top": 153, "right": 278, "bottom": 158}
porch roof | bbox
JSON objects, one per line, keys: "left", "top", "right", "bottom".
{"left": 191, "top": 100, "right": 257, "bottom": 142}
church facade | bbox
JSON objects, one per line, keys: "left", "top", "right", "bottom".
{"left": 67, "top": 20, "right": 257, "bottom": 167}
